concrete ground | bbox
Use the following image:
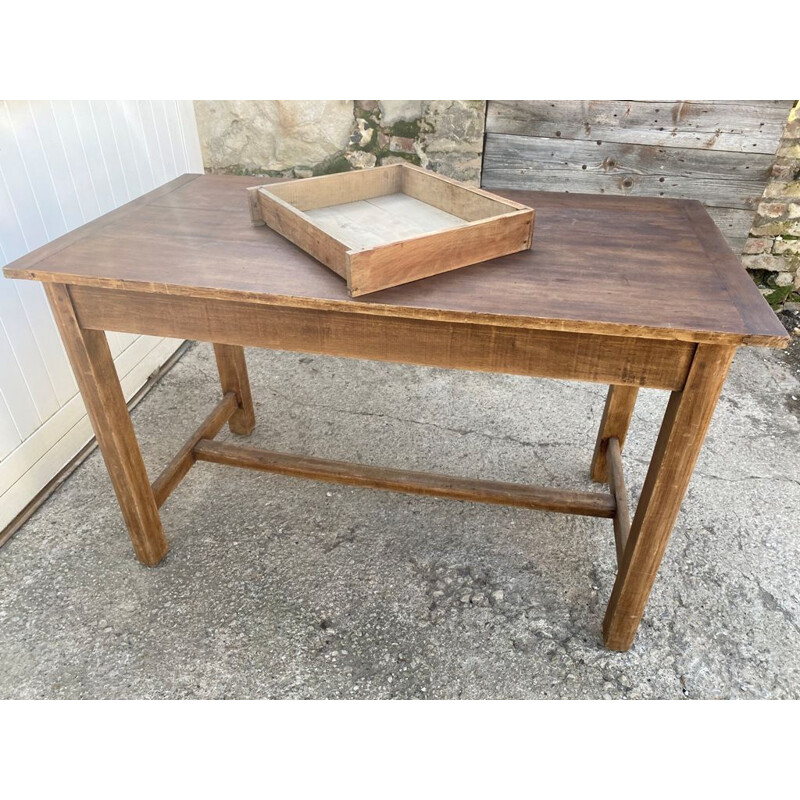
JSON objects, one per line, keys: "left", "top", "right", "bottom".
{"left": 1, "top": 327, "right": 799, "bottom": 699}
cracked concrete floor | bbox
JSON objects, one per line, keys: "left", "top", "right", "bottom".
{"left": 1, "top": 334, "right": 799, "bottom": 699}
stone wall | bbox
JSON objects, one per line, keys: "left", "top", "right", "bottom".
{"left": 194, "top": 100, "right": 486, "bottom": 185}
{"left": 743, "top": 101, "right": 800, "bottom": 309}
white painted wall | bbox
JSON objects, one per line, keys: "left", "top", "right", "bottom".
{"left": 0, "top": 100, "right": 204, "bottom": 532}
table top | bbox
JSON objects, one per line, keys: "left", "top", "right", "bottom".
{"left": 3, "top": 173, "right": 788, "bottom": 347}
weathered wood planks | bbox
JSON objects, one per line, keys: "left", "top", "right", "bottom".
{"left": 704, "top": 207, "right": 758, "bottom": 254}
{"left": 482, "top": 100, "right": 794, "bottom": 252}
{"left": 486, "top": 100, "right": 793, "bottom": 154}
{"left": 482, "top": 134, "right": 774, "bottom": 209}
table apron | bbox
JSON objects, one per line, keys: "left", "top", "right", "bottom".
{"left": 69, "top": 285, "right": 694, "bottom": 390}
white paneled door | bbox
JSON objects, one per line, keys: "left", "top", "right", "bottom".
{"left": 0, "top": 100, "right": 205, "bottom": 533}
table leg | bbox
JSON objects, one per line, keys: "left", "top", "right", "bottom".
{"left": 213, "top": 344, "right": 256, "bottom": 435}
{"left": 45, "top": 284, "right": 168, "bottom": 566}
{"left": 602, "top": 343, "right": 736, "bottom": 650}
{"left": 591, "top": 385, "right": 639, "bottom": 483}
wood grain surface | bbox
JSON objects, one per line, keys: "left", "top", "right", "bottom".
{"left": 4, "top": 174, "right": 787, "bottom": 347}
{"left": 193, "top": 439, "right": 617, "bottom": 518}
{"left": 151, "top": 391, "right": 238, "bottom": 508}
{"left": 68, "top": 285, "right": 696, "bottom": 390}
{"left": 606, "top": 437, "right": 631, "bottom": 565}
{"left": 44, "top": 283, "right": 169, "bottom": 565}
{"left": 213, "top": 344, "right": 256, "bottom": 435}
{"left": 346, "top": 209, "right": 533, "bottom": 297}
{"left": 603, "top": 343, "right": 737, "bottom": 650}
{"left": 591, "top": 385, "right": 639, "bottom": 483}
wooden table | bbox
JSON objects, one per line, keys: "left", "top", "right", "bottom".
{"left": 4, "top": 174, "right": 788, "bottom": 651}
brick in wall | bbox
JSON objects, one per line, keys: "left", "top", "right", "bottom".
{"left": 745, "top": 101, "right": 800, "bottom": 307}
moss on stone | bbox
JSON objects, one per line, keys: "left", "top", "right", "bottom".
{"left": 390, "top": 118, "right": 421, "bottom": 138}
{"left": 312, "top": 153, "right": 352, "bottom": 176}
{"left": 766, "top": 285, "right": 798, "bottom": 308}
{"left": 377, "top": 151, "right": 421, "bottom": 166}
{"left": 225, "top": 165, "right": 287, "bottom": 178}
